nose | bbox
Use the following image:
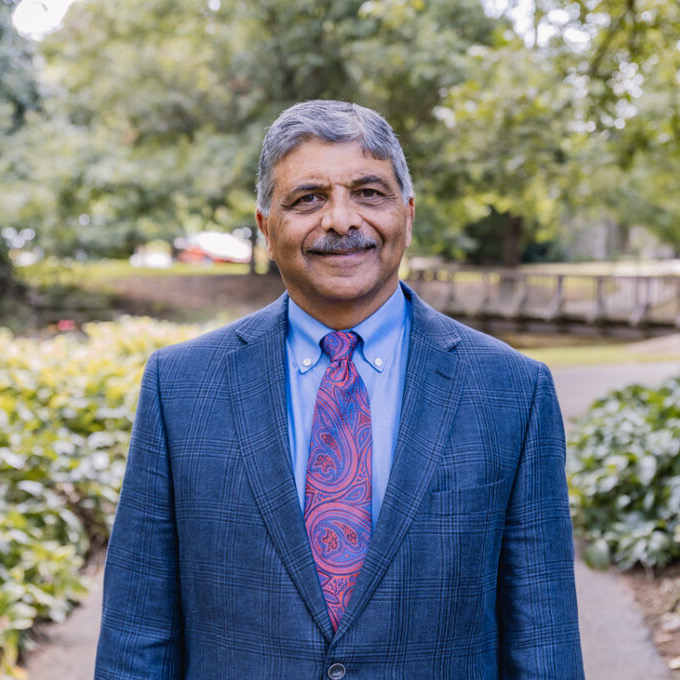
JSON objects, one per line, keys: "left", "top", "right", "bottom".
{"left": 320, "top": 191, "right": 361, "bottom": 235}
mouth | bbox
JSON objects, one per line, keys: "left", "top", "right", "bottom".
{"left": 308, "top": 245, "right": 375, "bottom": 257}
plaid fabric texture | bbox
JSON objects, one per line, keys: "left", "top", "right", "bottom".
{"left": 95, "top": 284, "right": 585, "bottom": 680}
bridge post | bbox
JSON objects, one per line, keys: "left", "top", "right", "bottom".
{"left": 630, "top": 276, "right": 651, "bottom": 326}
{"left": 594, "top": 276, "right": 606, "bottom": 322}
{"left": 544, "top": 274, "right": 565, "bottom": 320}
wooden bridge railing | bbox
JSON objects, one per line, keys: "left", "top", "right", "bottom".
{"left": 407, "top": 265, "right": 680, "bottom": 329}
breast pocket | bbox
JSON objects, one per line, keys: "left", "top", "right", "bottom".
{"left": 408, "top": 479, "right": 508, "bottom": 600}
{"left": 430, "top": 479, "right": 507, "bottom": 516}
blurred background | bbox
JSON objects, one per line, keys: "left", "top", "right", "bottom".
{"left": 1, "top": 0, "right": 680, "bottom": 678}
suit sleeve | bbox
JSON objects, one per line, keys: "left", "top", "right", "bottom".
{"left": 497, "top": 362, "right": 585, "bottom": 679}
{"left": 95, "top": 352, "right": 184, "bottom": 679}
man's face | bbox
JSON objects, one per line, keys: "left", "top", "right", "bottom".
{"left": 256, "top": 139, "right": 414, "bottom": 326}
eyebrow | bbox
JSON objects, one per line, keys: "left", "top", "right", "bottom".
{"left": 283, "top": 174, "right": 394, "bottom": 203}
{"left": 352, "top": 175, "right": 392, "bottom": 190}
{"left": 289, "top": 183, "right": 325, "bottom": 196}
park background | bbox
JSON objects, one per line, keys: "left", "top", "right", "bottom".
{"left": 1, "top": 0, "right": 680, "bottom": 678}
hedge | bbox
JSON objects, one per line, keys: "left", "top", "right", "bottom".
{"left": 569, "top": 376, "right": 680, "bottom": 571}
{"left": 0, "top": 317, "right": 206, "bottom": 678}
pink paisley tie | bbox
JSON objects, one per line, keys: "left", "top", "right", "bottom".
{"left": 304, "top": 331, "right": 372, "bottom": 632}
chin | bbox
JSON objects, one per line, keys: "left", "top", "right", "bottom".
{"left": 318, "top": 276, "right": 372, "bottom": 294}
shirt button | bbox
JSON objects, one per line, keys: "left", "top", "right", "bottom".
{"left": 374, "top": 357, "right": 383, "bottom": 367}
{"left": 327, "top": 662, "right": 346, "bottom": 679}
{"left": 302, "top": 358, "right": 312, "bottom": 367}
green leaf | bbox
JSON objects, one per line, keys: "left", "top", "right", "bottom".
{"left": 583, "top": 539, "right": 612, "bottom": 571}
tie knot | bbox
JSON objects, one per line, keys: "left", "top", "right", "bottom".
{"left": 321, "top": 331, "right": 359, "bottom": 362}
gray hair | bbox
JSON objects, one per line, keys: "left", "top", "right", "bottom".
{"left": 256, "top": 100, "right": 413, "bottom": 216}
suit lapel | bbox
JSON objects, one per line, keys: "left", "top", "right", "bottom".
{"left": 228, "top": 295, "right": 335, "bottom": 641}
{"left": 227, "top": 288, "right": 467, "bottom": 643}
{"left": 335, "top": 290, "right": 467, "bottom": 640}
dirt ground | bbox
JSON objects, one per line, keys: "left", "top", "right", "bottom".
{"left": 628, "top": 333, "right": 680, "bottom": 356}
{"left": 108, "top": 270, "right": 286, "bottom": 322}
{"left": 626, "top": 563, "right": 680, "bottom": 673}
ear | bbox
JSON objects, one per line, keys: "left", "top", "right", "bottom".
{"left": 404, "top": 197, "right": 415, "bottom": 249}
{"left": 256, "top": 210, "right": 273, "bottom": 258}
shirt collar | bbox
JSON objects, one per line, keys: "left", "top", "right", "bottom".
{"left": 287, "top": 285, "right": 409, "bottom": 375}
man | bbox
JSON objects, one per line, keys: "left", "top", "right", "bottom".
{"left": 95, "top": 100, "right": 584, "bottom": 679}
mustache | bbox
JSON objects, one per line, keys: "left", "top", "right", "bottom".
{"left": 307, "top": 231, "right": 378, "bottom": 254}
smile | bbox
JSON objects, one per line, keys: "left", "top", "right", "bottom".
{"left": 308, "top": 245, "right": 375, "bottom": 257}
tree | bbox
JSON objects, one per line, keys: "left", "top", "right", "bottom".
{"left": 423, "top": 0, "right": 680, "bottom": 264}
{"left": 7, "top": 0, "right": 498, "bottom": 257}
{"left": 558, "top": 0, "right": 680, "bottom": 253}
{"left": 5, "top": 0, "right": 679, "bottom": 263}
{"left": 0, "top": 0, "right": 39, "bottom": 133}
{"left": 0, "top": 0, "right": 41, "bottom": 297}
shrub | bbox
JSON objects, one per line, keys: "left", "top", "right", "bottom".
{"left": 568, "top": 376, "right": 680, "bottom": 571}
{"left": 0, "top": 317, "right": 207, "bottom": 678}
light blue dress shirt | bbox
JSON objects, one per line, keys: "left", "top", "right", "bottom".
{"left": 285, "top": 285, "right": 412, "bottom": 526}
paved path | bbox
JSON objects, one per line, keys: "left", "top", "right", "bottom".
{"left": 23, "top": 570, "right": 102, "bottom": 680}
{"left": 553, "top": 361, "right": 679, "bottom": 680}
{"left": 23, "top": 360, "right": 680, "bottom": 679}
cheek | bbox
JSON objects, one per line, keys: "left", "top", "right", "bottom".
{"left": 261, "top": 229, "right": 275, "bottom": 258}
{"left": 277, "top": 221, "right": 316, "bottom": 254}
{"left": 268, "top": 226, "right": 304, "bottom": 264}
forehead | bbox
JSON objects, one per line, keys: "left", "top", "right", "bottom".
{"left": 272, "top": 139, "right": 398, "bottom": 190}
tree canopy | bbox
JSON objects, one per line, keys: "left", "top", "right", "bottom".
{"left": 0, "top": 0, "right": 41, "bottom": 294}
{"left": 1, "top": 0, "right": 679, "bottom": 263}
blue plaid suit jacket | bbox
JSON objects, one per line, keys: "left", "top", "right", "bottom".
{"left": 95, "top": 284, "right": 584, "bottom": 679}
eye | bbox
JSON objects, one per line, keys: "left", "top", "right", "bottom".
{"left": 294, "top": 193, "right": 322, "bottom": 206}
{"left": 356, "top": 188, "right": 382, "bottom": 200}
{"left": 286, "top": 193, "right": 324, "bottom": 212}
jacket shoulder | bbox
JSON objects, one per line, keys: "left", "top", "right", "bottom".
{"left": 408, "top": 285, "right": 541, "bottom": 374}
{"left": 154, "top": 294, "right": 287, "bottom": 359}
{"left": 453, "top": 319, "right": 538, "bottom": 368}
{"left": 141, "top": 295, "right": 287, "bottom": 389}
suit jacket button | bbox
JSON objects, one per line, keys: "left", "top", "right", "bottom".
{"left": 327, "top": 662, "right": 346, "bottom": 679}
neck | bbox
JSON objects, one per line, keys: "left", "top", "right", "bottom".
{"left": 288, "top": 285, "right": 398, "bottom": 330}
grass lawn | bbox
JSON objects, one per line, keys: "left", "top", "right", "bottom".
{"left": 524, "top": 343, "right": 680, "bottom": 367}
{"left": 14, "top": 258, "right": 256, "bottom": 290}
{"left": 518, "top": 259, "right": 680, "bottom": 276}
{"left": 5, "top": 259, "right": 272, "bottom": 333}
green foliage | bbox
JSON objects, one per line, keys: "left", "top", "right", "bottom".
{"left": 2, "top": 0, "right": 680, "bottom": 268}
{"left": 0, "top": 317, "right": 206, "bottom": 676}
{"left": 0, "top": 0, "right": 39, "bottom": 134}
{"left": 542, "top": 0, "right": 680, "bottom": 250}
{"left": 1, "top": 0, "right": 498, "bottom": 258}
{"left": 569, "top": 377, "right": 680, "bottom": 571}
{"left": 0, "top": 0, "right": 41, "bottom": 307}
{"left": 430, "top": 41, "right": 580, "bottom": 263}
